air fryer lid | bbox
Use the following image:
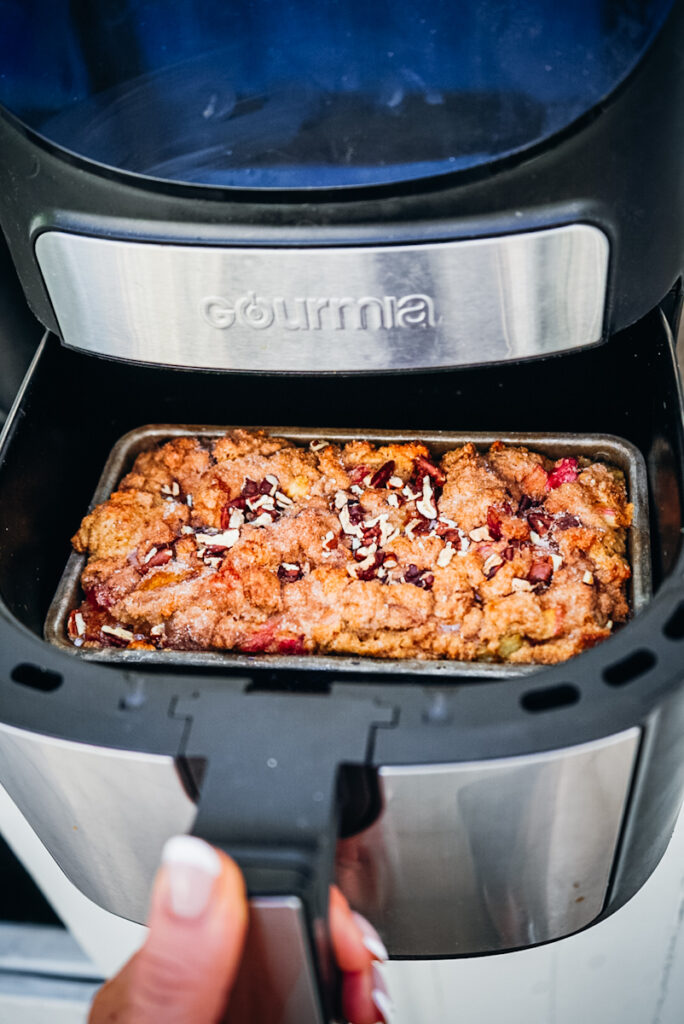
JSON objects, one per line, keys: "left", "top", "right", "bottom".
{"left": 0, "top": 0, "right": 674, "bottom": 189}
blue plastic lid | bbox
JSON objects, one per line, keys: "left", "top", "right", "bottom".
{"left": 0, "top": 0, "right": 673, "bottom": 189}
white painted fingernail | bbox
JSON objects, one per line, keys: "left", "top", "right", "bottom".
{"left": 372, "top": 963, "right": 395, "bottom": 1023}
{"left": 372, "top": 987, "right": 395, "bottom": 1024}
{"left": 161, "top": 836, "right": 221, "bottom": 919}
{"left": 352, "top": 911, "right": 389, "bottom": 961}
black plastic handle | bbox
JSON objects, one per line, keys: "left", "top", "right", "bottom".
{"left": 175, "top": 686, "right": 394, "bottom": 1024}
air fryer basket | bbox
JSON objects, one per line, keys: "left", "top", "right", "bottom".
{"left": 0, "top": 307, "right": 682, "bottom": 1014}
{"left": 45, "top": 425, "right": 652, "bottom": 678}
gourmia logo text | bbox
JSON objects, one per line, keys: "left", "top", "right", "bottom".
{"left": 201, "top": 292, "right": 436, "bottom": 331}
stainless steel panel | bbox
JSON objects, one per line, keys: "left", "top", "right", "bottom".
{"left": 34, "top": 225, "right": 609, "bottom": 372}
{"left": 45, "top": 425, "right": 651, "bottom": 679}
{"left": 0, "top": 719, "right": 640, "bottom": 964}
{"left": 336, "top": 729, "right": 640, "bottom": 956}
{"left": 0, "top": 721, "right": 197, "bottom": 922}
{"left": 225, "top": 897, "right": 325, "bottom": 1024}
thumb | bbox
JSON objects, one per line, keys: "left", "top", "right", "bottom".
{"left": 92, "top": 836, "right": 248, "bottom": 1024}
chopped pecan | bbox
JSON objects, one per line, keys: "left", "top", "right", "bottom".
{"left": 143, "top": 546, "right": 173, "bottom": 569}
{"left": 486, "top": 506, "right": 503, "bottom": 541}
{"left": 528, "top": 512, "right": 552, "bottom": 536}
{"left": 404, "top": 563, "right": 434, "bottom": 589}
{"left": 278, "top": 562, "right": 303, "bottom": 582}
{"left": 436, "top": 526, "right": 461, "bottom": 546}
{"left": 528, "top": 559, "right": 553, "bottom": 585}
{"left": 413, "top": 455, "right": 446, "bottom": 487}
{"left": 349, "top": 464, "right": 370, "bottom": 486}
{"left": 347, "top": 501, "right": 365, "bottom": 525}
{"left": 517, "top": 494, "right": 541, "bottom": 514}
{"left": 370, "top": 461, "right": 396, "bottom": 488}
{"left": 555, "top": 513, "right": 581, "bottom": 529}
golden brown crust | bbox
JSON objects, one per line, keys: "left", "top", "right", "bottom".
{"left": 67, "top": 430, "right": 633, "bottom": 664}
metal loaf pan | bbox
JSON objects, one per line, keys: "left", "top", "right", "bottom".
{"left": 45, "top": 427, "right": 652, "bottom": 679}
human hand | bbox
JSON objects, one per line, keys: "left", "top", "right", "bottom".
{"left": 89, "top": 835, "right": 393, "bottom": 1024}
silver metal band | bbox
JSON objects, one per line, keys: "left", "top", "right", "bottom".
{"left": 0, "top": 719, "right": 638, "bottom": 959}
{"left": 35, "top": 224, "right": 609, "bottom": 372}
{"left": 337, "top": 728, "right": 640, "bottom": 956}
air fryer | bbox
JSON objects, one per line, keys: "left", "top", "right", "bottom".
{"left": 0, "top": 3, "right": 683, "bottom": 1022}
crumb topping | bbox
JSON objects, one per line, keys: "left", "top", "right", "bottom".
{"left": 68, "top": 431, "right": 633, "bottom": 664}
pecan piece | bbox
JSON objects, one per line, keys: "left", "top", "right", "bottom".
{"left": 355, "top": 552, "right": 385, "bottom": 581}
{"left": 278, "top": 562, "right": 304, "bottom": 582}
{"left": 517, "top": 494, "right": 541, "bottom": 514}
{"left": 486, "top": 506, "right": 503, "bottom": 541}
{"left": 528, "top": 512, "right": 552, "bottom": 536}
{"left": 482, "top": 553, "right": 504, "bottom": 579}
{"left": 555, "top": 513, "right": 581, "bottom": 530}
{"left": 436, "top": 526, "right": 461, "bottom": 546}
{"left": 413, "top": 455, "right": 446, "bottom": 487}
{"left": 370, "top": 460, "right": 396, "bottom": 488}
{"left": 349, "top": 464, "right": 370, "bottom": 486}
{"left": 221, "top": 495, "right": 247, "bottom": 527}
{"left": 99, "top": 624, "right": 134, "bottom": 648}
{"left": 143, "top": 546, "right": 173, "bottom": 569}
{"left": 347, "top": 501, "right": 365, "bottom": 525}
{"left": 528, "top": 559, "right": 553, "bottom": 585}
{"left": 404, "top": 563, "right": 434, "bottom": 590}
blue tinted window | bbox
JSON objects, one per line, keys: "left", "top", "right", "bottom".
{"left": 0, "top": 0, "right": 673, "bottom": 188}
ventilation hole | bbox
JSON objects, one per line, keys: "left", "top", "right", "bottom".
{"left": 520, "top": 683, "right": 580, "bottom": 713}
{"left": 11, "top": 663, "right": 63, "bottom": 693}
{"left": 603, "top": 649, "right": 657, "bottom": 687}
{"left": 664, "top": 601, "right": 684, "bottom": 640}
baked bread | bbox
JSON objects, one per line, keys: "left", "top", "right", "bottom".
{"left": 68, "top": 430, "right": 632, "bottom": 664}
